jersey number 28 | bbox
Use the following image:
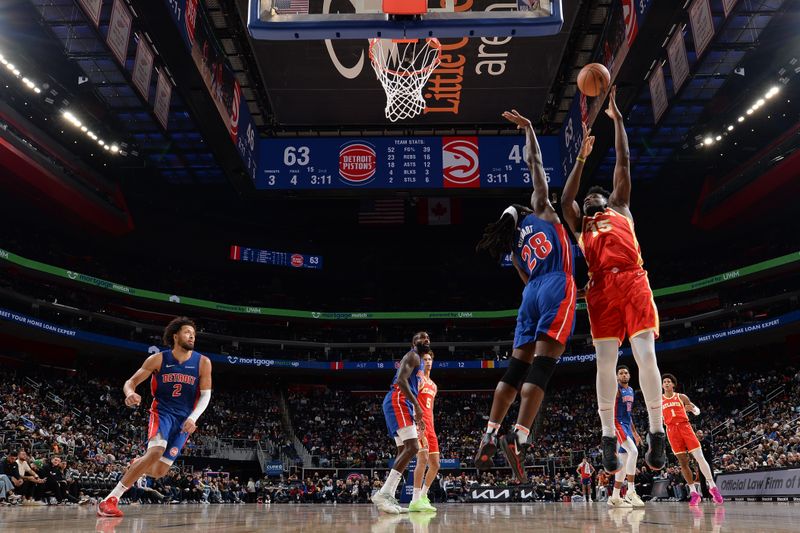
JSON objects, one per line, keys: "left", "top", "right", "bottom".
{"left": 521, "top": 232, "right": 553, "bottom": 272}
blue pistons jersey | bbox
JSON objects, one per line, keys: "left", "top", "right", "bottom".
{"left": 150, "top": 350, "right": 201, "bottom": 418}
{"left": 513, "top": 213, "right": 574, "bottom": 281}
{"left": 615, "top": 385, "right": 635, "bottom": 426}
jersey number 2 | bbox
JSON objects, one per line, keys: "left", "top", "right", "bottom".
{"left": 521, "top": 232, "right": 553, "bottom": 272}
{"left": 172, "top": 384, "right": 182, "bottom": 397}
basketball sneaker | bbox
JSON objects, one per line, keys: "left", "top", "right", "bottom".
{"left": 474, "top": 431, "right": 498, "bottom": 471}
{"left": 371, "top": 491, "right": 401, "bottom": 514}
{"left": 688, "top": 491, "right": 702, "bottom": 507}
{"left": 645, "top": 431, "right": 667, "bottom": 470}
{"left": 409, "top": 496, "right": 436, "bottom": 513}
{"left": 607, "top": 495, "right": 633, "bottom": 508}
{"left": 499, "top": 431, "right": 527, "bottom": 482}
{"left": 96, "top": 496, "right": 123, "bottom": 517}
{"left": 709, "top": 486, "right": 724, "bottom": 505}
{"left": 623, "top": 491, "right": 645, "bottom": 508}
{"left": 601, "top": 436, "right": 622, "bottom": 473}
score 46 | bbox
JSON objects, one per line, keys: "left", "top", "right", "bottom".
{"left": 508, "top": 144, "right": 550, "bottom": 184}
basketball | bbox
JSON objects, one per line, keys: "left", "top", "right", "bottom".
{"left": 577, "top": 63, "right": 610, "bottom": 97}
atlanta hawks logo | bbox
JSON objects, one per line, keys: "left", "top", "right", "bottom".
{"left": 442, "top": 137, "right": 480, "bottom": 188}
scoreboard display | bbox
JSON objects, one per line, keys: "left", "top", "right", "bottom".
{"left": 230, "top": 245, "right": 322, "bottom": 270}
{"left": 255, "top": 135, "right": 563, "bottom": 190}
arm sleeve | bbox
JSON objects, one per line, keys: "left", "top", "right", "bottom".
{"left": 187, "top": 389, "right": 211, "bottom": 422}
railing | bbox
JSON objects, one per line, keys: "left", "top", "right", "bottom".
{"left": 710, "top": 384, "right": 786, "bottom": 438}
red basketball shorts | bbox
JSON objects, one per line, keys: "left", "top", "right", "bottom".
{"left": 419, "top": 420, "right": 439, "bottom": 454}
{"left": 585, "top": 268, "right": 659, "bottom": 346}
{"left": 666, "top": 421, "right": 701, "bottom": 454}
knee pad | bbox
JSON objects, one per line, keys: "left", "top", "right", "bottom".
{"left": 524, "top": 356, "right": 558, "bottom": 390}
{"left": 500, "top": 357, "right": 532, "bottom": 389}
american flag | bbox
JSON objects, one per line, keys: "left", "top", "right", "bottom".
{"left": 358, "top": 198, "right": 405, "bottom": 225}
{"left": 274, "top": 0, "right": 309, "bottom": 15}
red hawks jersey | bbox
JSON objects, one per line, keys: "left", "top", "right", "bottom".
{"left": 579, "top": 208, "right": 644, "bottom": 276}
{"left": 418, "top": 374, "right": 437, "bottom": 424}
{"left": 663, "top": 394, "right": 690, "bottom": 426}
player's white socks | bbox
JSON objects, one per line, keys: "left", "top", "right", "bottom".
{"left": 612, "top": 486, "right": 621, "bottom": 499}
{"left": 105, "top": 481, "right": 129, "bottom": 501}
{"left": 595, "top": 340, "right": 619, "bottom": 438}
{"left": 380, "top": 469, "right": 402, "bottom": 497}
{"left": 486, "top": 421, "right": 500, "bottom": 434}
{"left": 513, "top": 424, "right": 530, "bottom": 446}
{"left": 412, "top": 488, "right": 421, "bottom": 502}
{"left": 420, "top": 484, "right": 429, "bottom": 498}
{"left": 689, "top": 483, "right": 698, "bottom": 494}
{"left": 690, "top": 449, "right": 717, "bottom": 488}
{"left": 630, "top": 332, "right": 664, "bottom": 434}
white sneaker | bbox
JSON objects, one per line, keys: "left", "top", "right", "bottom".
{"left": 388, "top": 496, "right": 409, "bottom": 513}
{"left": 607, "top": 495, "right": 633, "bottom": 508}
{"left": 371, "top": 492, "right": 401, "bottom": 514}
{"left": 624, "top": 492, "right": 645, "bottom": 508}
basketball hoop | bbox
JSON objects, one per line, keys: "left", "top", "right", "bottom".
{"left": 369, "top": 38, "right": 441, "bottom": 122}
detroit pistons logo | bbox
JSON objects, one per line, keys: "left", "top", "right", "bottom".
{"left": 185, "top": 0, "right": 198, "bottom": 46}
{"left": 170, "top": 447, "right": 179, "bottom": 457}
{"left": 442, "top": 137, "right": 480, "bottom": 188}
{"left": 339, "top": 142, "right": 377, "bottom": 186}
{"left": 230, "top": 79, "right": 241, "bottom": 142}
{"left": 290, "top": 254, "right": 304, "bottom": 268}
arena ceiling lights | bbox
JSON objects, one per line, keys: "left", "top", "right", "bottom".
{"left": 702, "top": 84, "right": 782, "bottom": 148}
{"left": 0, "top": 47, "right": 122, "bottom": 156}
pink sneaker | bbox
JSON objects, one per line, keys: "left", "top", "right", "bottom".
{"left": 710, "top": 486, "right": 724, "bottom": 505}
{"left": 689, "top": 492, "right": 702, "bottom": 507}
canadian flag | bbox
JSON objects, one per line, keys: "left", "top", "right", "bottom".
{"left": 418, "top": 197, "right": 461, "bottom": 225}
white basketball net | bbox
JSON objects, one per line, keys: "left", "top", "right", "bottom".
{"left": 369, "top": 38, "right": 442, "bottom": 122}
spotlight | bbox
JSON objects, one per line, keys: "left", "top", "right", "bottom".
{"left": 80, "top": 126, "right": 87, "bottom": 132}
{"left": 727, "top": 125, "right": 734, "bottom": 131}
{"left": 737, "top": 116, "right": 744, "bottom": 122}
{"left": 704, "top": 136, "right": 714, "bottom": 146}
{"left": 715, "top": 135, "right": 722, "bottom": 141}
{"left": 110, "top": 145, "right": 119, "bottom": 153}
{"left": 756, "top": 98, "right": 765, "bottom": 107}
{"left": 746, "top": 108, "right": 754, "bottom": 115}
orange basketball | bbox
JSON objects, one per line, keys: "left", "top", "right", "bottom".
{"left": 577, "top": 63, "right": 610, "bottom": 97}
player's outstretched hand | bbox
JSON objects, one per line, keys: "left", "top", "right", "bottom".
{"left": 125, "top": 392, "right": 141, "bottom": 407}
{"left": 182, "top": 418, "right": 197, "bottom": 434}
{"left": 604, "top": 85, "right": 622, "bottom": 121}
{"left": 502, "top": 109, "right": 532, "bottom": 130}
{"left": 580, "top": 122, "right": 595, "bottom": 159}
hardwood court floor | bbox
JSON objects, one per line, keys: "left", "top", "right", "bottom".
{"left": 2, "top": 501, "right": 796, "bottom": 532}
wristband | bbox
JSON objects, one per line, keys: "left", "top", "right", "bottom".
{"left": 576, "top": 156, "right": 586, "bottom": 163}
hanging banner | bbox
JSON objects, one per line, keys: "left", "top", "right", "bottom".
{"left": 160, "top": 0, "right": 260, "bottom": 182}
{"left": 689, "top": 0, "right": 714, "bottom": 60}
{"left": 154, "top": 69, "right": 172, "bottom": 130}
{"left": 666, "top": 27, "right": 690, "bottom": 94}
{"left": 649, "top": 63, "right": 668, "bottom": 124}
{"left": 106, "top": 0, "right": 133, "bottom": 66}
{"left": 132, "top": 34, "right": 155, "bottom": 100}
{"left": 722, "top": 0, "right": 738, "bottom": 18}
{"left": 78, "top": 0, "right": 103, "bottom": 27}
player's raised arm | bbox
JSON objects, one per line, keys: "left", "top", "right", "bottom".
{"left": 560, "top": 122, "right": 595, "bottom": 234}
{"left": 502, "top": 110, "right": 553, "bottom": 218}
{"left": 123, "top": 353, "right": 162, "bottom": 407}
{"left": 605, "top": 86, "right": 633, "bottom": 217}
{"left": 680, "top": 393, "right": 701, "bottom": 416}
{"left": 396, "top": 350, "right": 425, "bottom": 432}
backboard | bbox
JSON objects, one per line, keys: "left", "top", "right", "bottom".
{"left": 248, "top": 0, "right": 563, "bottom": 40}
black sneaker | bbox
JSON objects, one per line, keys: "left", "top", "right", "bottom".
{"left": 499, "top": 431, "right": 528, "bottom": 482}
{"left": 601, "top": 436, "right": 622, "bottom": 473}
{"left": 645, "top": 431, "right": 667, "bottom": 470}
{"left": 474, "top": 432, "right": 498, "bottom": 470}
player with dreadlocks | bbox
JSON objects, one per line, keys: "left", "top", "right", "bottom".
{"left": 473, "top": 109, "right": 594, "bottom": 481}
